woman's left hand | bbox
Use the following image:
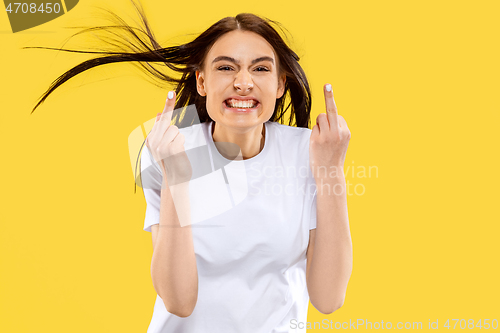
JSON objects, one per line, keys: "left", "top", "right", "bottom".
{"left": 309, "top": 84, "right": 351, "bottom": 182}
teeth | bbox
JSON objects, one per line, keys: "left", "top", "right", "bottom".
{"left": 226, "top": 98, "right": 257, "bottom": 108}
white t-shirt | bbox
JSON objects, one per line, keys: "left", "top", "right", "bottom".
{"left": 140, "top": 120, "right": 317, "bottom": 333}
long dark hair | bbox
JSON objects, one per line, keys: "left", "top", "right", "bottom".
{"left": 25, "top": 0, "right": 313, "bottom": 192}
{"left": 27, "top": 0, "right": 312, "bottom": 127}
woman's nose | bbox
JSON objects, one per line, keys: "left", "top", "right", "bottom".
{"left": 234, "top": 70, "right": 254, "bottom": 91}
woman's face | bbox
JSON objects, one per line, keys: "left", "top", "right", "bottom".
{"left": 196, "top": 30, "right": 286, "bottom": 131}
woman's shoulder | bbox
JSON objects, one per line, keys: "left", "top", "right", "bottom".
{"left": 267, "top": 121, "right": 312, "bottom": 144}
{"left": 177, "top": 121, "right": 210, "bottom": 147}
{"left": 267, "top": 121, "right": 312, "bottom": 161}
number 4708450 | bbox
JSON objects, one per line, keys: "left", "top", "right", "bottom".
{"left": 5, "top": 3, "right": 62, "bottom": 14}
{"left": 444, "top": 319, "right": 498, "bottom": 329}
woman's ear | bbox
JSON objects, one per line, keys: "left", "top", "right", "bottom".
{"left": 276, "top": 73, "right": 286, "bottom": 99}
{"left": 196, "top": 70, "right": 207, "bottom": 96}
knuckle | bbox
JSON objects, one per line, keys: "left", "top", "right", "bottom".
{"left": 176, "top": 134, "right": 186, "bottom": 144}
{"left": 167, "top": 125, "right": 180, "bottom": 137}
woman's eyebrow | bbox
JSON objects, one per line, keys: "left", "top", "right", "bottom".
{"left": 212, "top": 56, "right": 274, "bottom": 65}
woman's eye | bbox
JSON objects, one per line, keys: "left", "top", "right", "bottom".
{"left": 255, "top": 67, "right": 270, "bottom": 72}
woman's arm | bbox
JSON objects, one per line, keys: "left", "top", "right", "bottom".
{"left": 146, "top": 91, "right": 198, "bottom": 317}
{"left": 306, "top": 175, "right": 352, "bottom": 314}
{"left": 151, "top": 177, "right": 198, "bottom": 318}
{"left": 306, "top": 83, "right": 353, "bottom": 314}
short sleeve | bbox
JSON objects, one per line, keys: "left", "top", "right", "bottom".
{"left": 139, "top": 146, "right": 163, "bottom": 232}
{"left": 309, "top": 188, "right": 317, "bottom": 230}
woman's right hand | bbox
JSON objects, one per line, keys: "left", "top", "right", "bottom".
{"left": 145, "top": 91, "right": 192, "bottom": 187}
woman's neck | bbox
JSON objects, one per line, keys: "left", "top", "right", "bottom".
{"left": 212, "top": 121, "right": 265, "bottom": 160}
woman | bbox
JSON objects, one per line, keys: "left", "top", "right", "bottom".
{"left": 29, "top": 1, "right": 353, "bottom": 331}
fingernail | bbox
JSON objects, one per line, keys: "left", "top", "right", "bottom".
{"left": 325, "top": 84, "right": 332, "bottom": 92}
{"left": 167, "top": 91, "right": 174, "bottom": 100}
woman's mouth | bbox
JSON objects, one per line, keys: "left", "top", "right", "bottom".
{"left": 223, "top": 98, "right": 260, "bottom": 112}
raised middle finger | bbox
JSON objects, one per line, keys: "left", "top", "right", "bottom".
{"left": 324, "top": 84, "right": 338, "bottom": 129}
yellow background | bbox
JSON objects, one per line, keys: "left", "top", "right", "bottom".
{"left": 1, "top": 0, "right": 499, "bottom": 331}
